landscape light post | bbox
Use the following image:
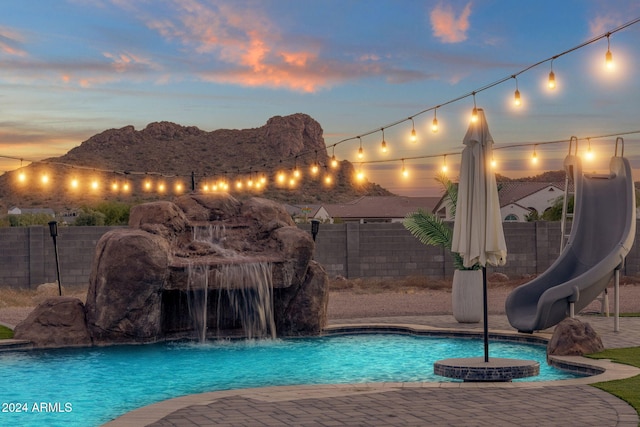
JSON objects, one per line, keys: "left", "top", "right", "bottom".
{"left": 311, "top": 219, "right": 320, "bottom": 242}
{"left": 48, "top": 221, "right": 62, "bottom": 296}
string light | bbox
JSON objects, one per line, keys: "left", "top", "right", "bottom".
{"left": 441, "top": 155, "right": 448, "bottom": 173}
{"left": 122, "top": 182, "right": 130, "bottom": 192}
{"left": 409, "top": 118, "right": 417, "bottom": 143}
{"left": 490, "top": 155, "right": 497, "bottom": 169}
{"left": 175, "top": 182, "right": 184, "bottom": 193}
{"left": 585, "top": 138, "right": 594, "bottom": 160}
{"left": 41, "top": 174, "right": 49, "bottom": 185}
{"left": 293, "top": 157, "right": 301, "bottom": 178}
{"left": 548, "top": 59, "right": 556, "bottom": 89}
{"left": 357, "top": 137, "right": 364, "bottom": 159}
{"left": 277, "top": 170, "right": 286, "bottom": 184}
{"left": 471, "top": 93, "right": 478, "bottom": 123}
{"left": 401, "top": 159, "right": 408, "bottom": 178}
{"left": 311, "top": 151, "right": 319, "bottom": 174}
{"left": 513, "top": 76, "right": 521, "bottom": 107}
{"left": 71, "top": 177, "right": 79, "bottom": 189}
{"left": 330, "top": 146, "right": 338, "bottom": 168}
{"left": 356, "top": 164, "right": 365, "bottom": 181}
{"left": 91, "top": 179, "right": 99, "bottom": 190}
{"left": 380, "top": 128, "right": 388, "bottom": 153}
{"left": 605, "top": 33, "right": 614, "bottom": 70}
{"left": 532, "top": 145, "right": 538, "bottom": 164}
{"left": 324, "top": 173, "right": 333, "bottom": 185}
{"left": 432, "top": 109, "right": 439, "bottom": 133}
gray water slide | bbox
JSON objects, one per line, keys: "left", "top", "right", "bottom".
{"left": 505, "top": 153, "right": 636, "bottom": 333}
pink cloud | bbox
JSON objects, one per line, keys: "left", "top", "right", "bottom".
{"left": 0, "top": 27, "right": 28, "bottom": 57}
{"left": 589, "top": 15, "right": 621, "bottom": 37}
{"left": 430, "top": 2, "right": 472, "bottom": 43}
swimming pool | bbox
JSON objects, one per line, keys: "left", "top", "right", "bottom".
{"left": 0, "top": 334, "right": 582, "bottom": 426}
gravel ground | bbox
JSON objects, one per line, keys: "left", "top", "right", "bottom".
{"left": 1, "top": 284, "right": 639, "bottom": 329}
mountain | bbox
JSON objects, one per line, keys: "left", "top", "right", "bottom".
{"left": 0, "top": 114, "right": 393, "bottom": 212}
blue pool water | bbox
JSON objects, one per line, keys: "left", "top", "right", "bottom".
{"left": 0, "top": 334, "right": 583, "bottom": 426}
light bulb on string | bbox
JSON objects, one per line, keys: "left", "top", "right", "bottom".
{"left": 17, "top": 159, "right": 26, "bottom": 183}
{"left": 324, "top": 173, "right": 333, "bottom": 186}
{"left": 175, "top": 182, "right": 184, "bottom": 193}
{"left": 158, "top": 182, "right": 166, "bottom": 193}
{"left": 277, "top": 170, "right": 286, "bottom": 184}
{"left": 380, "top": 128, "right": 388, "bottom": 153}
{"left": 357, "top": 137, "right": 364, "bottom": 160}
{"left": 311, "top": 151, "right": 319, "bottom": 175}
{"left": 123, "top": 182, "right": 130, "bottom": 192}
{"left": 605, "top": 33, "right": 614, "bottom": 70}
{"left": 41, "top": 173, "right": 49, "bottom": 185}
{"left": 471, "top": 93, "right": 478, "bottom": 123}
{"left": 490, "top": 155, "right": 497, "bottom": 169}
{"left": 409, "top": 118, "right": 417, "bottom": 143}
{"left": 513, "top": 76, "right": 521, "bottom": 107}
{"left": 585, "top": 138, "right": 594, "bottom": 161}
{"left": 432, "top": 109, "right": 439, "bottom": 133}
{"left": 71, "top": 177, "right": 79, "bottom": 189}
{"left": 330, "top": 146, "right": 338, "bottom": 168}
{"left": 548, "top": 59, "right": 556, "bottom": 89}
{"left": 91, "top": 179, "right": 99, "bottom": 190}
{"left": 401, "top": 159, "right": 409, "bottom": 178}
{"left": 293, "top": 157, "right": 301, "bottom": 178}
{"left": 532, "top": 145, "right": 538, "bottom": 164}
{"left": 441, "top": 155, "right": 448, "bottom": 173}
{"left": 356, "top": 164, "right": 365, "bottom": 181}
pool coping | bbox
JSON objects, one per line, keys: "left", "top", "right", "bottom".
{"left": 103, "top": 323, "right": 640, "bottom": 427}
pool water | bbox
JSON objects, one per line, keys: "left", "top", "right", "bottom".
{"left": 0, "top": 334, "right": 583, "bottom": 426}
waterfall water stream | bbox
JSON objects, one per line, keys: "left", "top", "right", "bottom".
{"left": 186, "top": 225, "right": 276, "bottom": 341}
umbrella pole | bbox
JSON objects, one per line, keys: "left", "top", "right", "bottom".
{"left": 483, "top": 266, "right": 489, "bottom": 362}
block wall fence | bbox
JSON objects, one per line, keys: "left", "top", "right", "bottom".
{"left": 1, "top": 222, "right": 639, "bottom": 289}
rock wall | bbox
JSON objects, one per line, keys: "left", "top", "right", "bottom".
{"left": 15, "top": 193, "right": 329, "bottom": 347}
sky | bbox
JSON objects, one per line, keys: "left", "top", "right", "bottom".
{"left": 1, "top": 0, "right": 640, "bottom": 196}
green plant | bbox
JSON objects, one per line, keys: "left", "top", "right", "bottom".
{"left": 403, "top": 174, "right": 478, "bottom": 271}
{"left": 0, "top": 325, "right": 13, "bottom": 339}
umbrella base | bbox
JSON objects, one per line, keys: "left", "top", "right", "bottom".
{"left": 434, "top": 357, "right": 539, "bottom": 382}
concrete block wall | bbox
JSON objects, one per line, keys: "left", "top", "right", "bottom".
{"left": 0, "top": 222, "right": 638, "bottom": 289}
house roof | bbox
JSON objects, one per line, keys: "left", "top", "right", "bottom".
{"left": 497, "top": 181, "right": 569, "bottom": 207}
{"left": 323, "top": 196, "right": 441, "bottom": 219}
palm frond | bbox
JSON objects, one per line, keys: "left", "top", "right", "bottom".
{"left": 403, "top": 209, "right": 452, "bottom": 248}
{"left": 436, "top": 172, "right": 458, "bottom": 218}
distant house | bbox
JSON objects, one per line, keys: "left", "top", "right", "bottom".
{"left": 319, "top": 196, "right": 441, "bottom": 224}
{"left": 498, "top": 182, "right": 567, "bottom": 222}
{"left": 7, "top": 207, "right": 55, "bottom": 217}
{"left": 433, "top": 182, "right": 569, "bottom": 223}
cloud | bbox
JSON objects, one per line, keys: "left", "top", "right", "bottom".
{"left": 589, "top": 15, "right": 621, "bottom": 36}
{"left": 0, "top": 27, "right": 28, "bottom": 57}
{"left": 430, "top": 2, "right": 472, "bottom": 43}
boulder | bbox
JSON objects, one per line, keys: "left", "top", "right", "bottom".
{"left": 85, "top": 228, "right": 170, "bottom": 344}
{"left": 275, "top": 261, "right": 329, "bottom": 336}
{"left": 547, "top": 318, "right": 604, "bottom": 356}
{"left": 13, "top": 297, "right": 91, "bottom": 348}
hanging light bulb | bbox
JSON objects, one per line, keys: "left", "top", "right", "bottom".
{"left": 293, "top": 157, "right": 300, "bottom": 178}
{"left": 158, "top": 182, "right": 166, "bottom": 192}
{"left": 380, "top": 128, "right": 387, "bottom": 153}
{"left": 123, "top": 182, "right": 130, "bottom": 192}
{"left": 585, "top": 138, "right": 594, "bottom": 161}
{"left": 532, "top": 145, "right": 538, "bottom": 164}
{"left": 513, "top": 76, "right": 521, "bottom": 107}
{"left": 18, "top": 170, "right": 26, "bottom": 183}
{"left": 548, "top": 59, "right": 556, "bottom": 89}
{"left": 357, "top": 136, "right": 364, "bottom": 159}
{"left": 71, "top": 177, "right": 79, "bottom": 189}
{"left": 277, "top": 171, "right": 286, "bottom": 183}
{"left": 91, "top": 179, "right": 99, "bottom": 190}
{"left": 432, "top": 109, "right": 439, "bottom": 133}
{"left": 401, "top": 159, "right": 409, "bottom": 178}
{"left": 330, "top": 147, "right": 338, "bottom": 168}
{"left": 41, "top": 173, "right": 49, "bottom": 184}
{"left": 260, "top": 174, "right": 267, "bottom": 185}
{"left": 490, "top": 155, "right": 497, "bottom": 169}
{"left": 470, "top": 93, "right": 478, "bottom": 123}
{"left": 111, "top": 180, "right": 119, "bottom": 191}
{"left": 175, "top": 182, "right": 184, "bottom": 193}
{"left": 311, "top": 151, "right": 319, "bottom": 174}
{"left": 605, "top": 33, "right": 614, "bottom": 70}
{"left": 441, "top": 155, "right": 448, "bottom": 173}
{"left": 409, "top": 118, "right": 417, "bottom": 143}
{"left": 324, "top": 174, "right": 333, "bottom": 185}
{"left": 356, "top": 164, "right": 365, "bottom": 181}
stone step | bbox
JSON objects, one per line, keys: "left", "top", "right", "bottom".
{"left": 0, "top": 339, "right": 33, "bottom": 352}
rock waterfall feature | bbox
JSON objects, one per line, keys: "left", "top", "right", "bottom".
{"left": 15, "top": 194, "right": 329, "bottom": 347}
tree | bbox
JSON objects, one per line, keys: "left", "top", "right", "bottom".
{"left": 541, "top": 195, "right": 573, "bottom": 221}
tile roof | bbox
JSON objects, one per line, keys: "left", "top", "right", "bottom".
{"left": 322, "top": 196, "right": 441, "bottom": 219}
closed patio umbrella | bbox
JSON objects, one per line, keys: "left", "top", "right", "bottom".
{"left": 451, "top": 108, "right": 507, "bottom": 361}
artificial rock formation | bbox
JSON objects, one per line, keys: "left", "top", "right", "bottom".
{"left": 85, "top": 193, "right": 329, "bottom": 344}
{"left": 13, "top": 297, "right": 92, "bottom": 348}
{"left": 547, "top": 318, "right": 604, "bottom": 356}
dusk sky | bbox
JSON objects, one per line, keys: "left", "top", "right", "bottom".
{"left": 1, "top": 0, "right": 640, "bottom": 196}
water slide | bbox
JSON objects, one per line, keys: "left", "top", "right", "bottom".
{"left": 505, "top": 150, "right": 636, "bottom": 333}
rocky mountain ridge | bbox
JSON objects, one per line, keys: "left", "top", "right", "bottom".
{"left": 0, "top": 113, "right": 392, "bottom": 212}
